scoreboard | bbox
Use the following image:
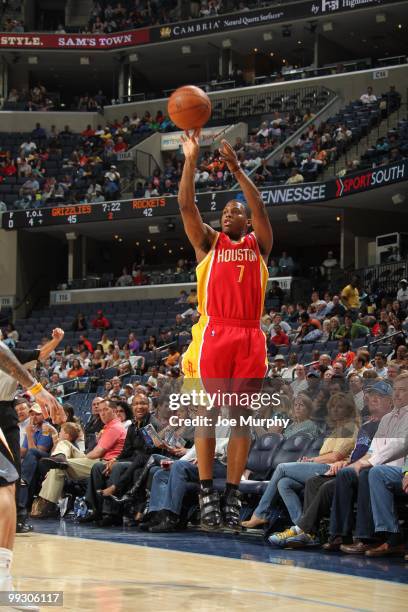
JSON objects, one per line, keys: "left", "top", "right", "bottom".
{"left": 2, "top": 194, "right": 221, "bottom": 230}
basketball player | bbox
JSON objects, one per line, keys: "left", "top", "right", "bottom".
{"left": 178, "top": 130, "right": 273, "bottom": 530}
{"left": 0, "top": 340, "right": 63, "bottom": 603}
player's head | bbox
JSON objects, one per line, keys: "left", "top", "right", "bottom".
{"left": 221, "top": 200, "right": 250, "bottom": 238}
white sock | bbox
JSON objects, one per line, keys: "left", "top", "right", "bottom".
{"left": 294, "top": 525, "right": 302, "bottom": 534}
{"left": 0, "top": 547, "right": 12, "bottom": 577}
{"left": 0, "top": 548, "right": 13, "bottom": 591}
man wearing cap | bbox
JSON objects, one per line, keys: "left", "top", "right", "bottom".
{"left": 275, "top": 379, "right": 394, "bottom": 548}
{"left": 19, "top": 404, "right": 56, "bottom": 512}
{"left": 396, "top": 279, "right": 408, "bottom": 309}
{"left": 268, "top": 355, "right": 288, "bottom": 379}
{"left": 364, "top": 373, "right": 408, "bottom": 557}
{"left": 305, "top": 370, "right": 321, "bottom": 400}
{"left": 327, "top": 376, "right": 408, "bottom": 554}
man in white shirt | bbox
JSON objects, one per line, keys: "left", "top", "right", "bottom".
{"left": 334, "top": 376, "right": 408, "bottom": 555}
{"left": 15, "top": 398, "right": 31, "bottom": 447}
{"left": 348, "top": 372, "right": 365, "bottom": 413}
{"left": 396, "top": 279, "right": 408, "bottom": 308}
{"left": 360, "top": 86, "right": 377, "bottom": 105}
{"left": 291, "top": 365, "right": 308, "bottom": 396}
{"left": 374, "top": 353, "right": 388, "bottom": 378}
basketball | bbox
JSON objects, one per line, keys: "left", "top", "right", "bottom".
{"left": 167, "top": 85, "right": 211, "bottom": 131}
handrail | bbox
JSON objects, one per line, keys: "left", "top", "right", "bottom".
{"left": 232, "top": 88, "right": 338, "bottom": 188}
{"left": 368, "top": 330, "right": 407, "bottom": 346}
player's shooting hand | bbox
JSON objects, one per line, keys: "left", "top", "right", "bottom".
{"left": 219, "top": 139, "right": 239, "bottom": 171}
{"left": 180, "top": 129, "right": 201, "bottom": 163}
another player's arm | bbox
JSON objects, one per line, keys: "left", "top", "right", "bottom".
{"left": 220, "top": 139, "right": 273, "bottom": 261}
{"left": 38, "top": 328, "right": 65, "bottom": 362}
{"left": 178, "top": 129, "right": 217, "bottom": 262}
{"left": 0, "top": 340, "right": 65, "bottom": 422}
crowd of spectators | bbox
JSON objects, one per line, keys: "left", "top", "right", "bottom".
{"left": 5, "top": 274, "right": 408, "bottom": 557}
{"left": 136, "top": 110, "right": 303, "bottom": 197}
{"left": 86, "top": 0, "right": 265, "bottom": 33}
{"left": 2, "top": 85, "right": 403, "bottom": 209}
{"left": 5, "top": 84, "right": 56, "bottom": 112}
{"left": 0, "top": 112, "right": 174, "bottom": 211}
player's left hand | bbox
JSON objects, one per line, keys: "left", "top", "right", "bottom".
{"left": 219, "top": 139, "right": 239, "bottom": 171}
{"left": 35, "top": 388, "right": 66, "bottom": 423}
{"left": 52, "top": 328, "right": 65, "bottom": 342}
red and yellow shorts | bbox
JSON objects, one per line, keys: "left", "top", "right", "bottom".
{"left": 182, "top": 316, "right": 268, "bottom": 401}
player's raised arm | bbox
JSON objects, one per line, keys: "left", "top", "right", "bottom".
{"left": 178, "top": 129, "right": 216, "bottom": 262}
{"left": 0, "top": 341, "right": 65, "bottom": 423}
{"left": 220, "top": 139, "right": 273, "bottom": 260}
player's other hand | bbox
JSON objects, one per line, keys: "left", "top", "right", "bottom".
{"left": 52, "top": 328, "right": 65, "bottom": 342}
{"left": 181, "top": 129, "right": 201, "bottom": 163}
{"left": 35, "top": 388, "right": 66, "bottom": 424}
{"left": 219, "top": 139, "right": 239, "bottom": 171}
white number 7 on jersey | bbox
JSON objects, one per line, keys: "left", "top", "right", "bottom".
{"left": 237, "top": 265, "right": 245, "bottom": 283}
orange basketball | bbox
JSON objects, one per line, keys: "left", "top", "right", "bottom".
{"left": 168, "top": 85, "right": 212, "bottom": 131}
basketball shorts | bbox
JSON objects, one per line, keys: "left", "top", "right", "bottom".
{"left": 0, "top": 428, "right": 18, "bottom": 487}
{"left": 182, "top": 316, "right": 268, "bottom": 404}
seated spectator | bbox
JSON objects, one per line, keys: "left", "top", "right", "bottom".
{"left": 165, "top": 347, "right": 180, "bottom": 368}
{"left": 114, "top": 400, "right": 133, "bottom": 430}
{"left": 274, "top": 380, "right": 394, "bottom": 548}
{"left": 85, "top": 393, "right": 163, "bottom": 525}
{"left": 31, "top": 399, "right": 126, "bottom": 518}
{"left": 360, "top": 86, "right": 377, "bottom": 104}
{"left": 84, "top": 397, "right": 104, "bottom": 452}
{"left": 139, "top": 424, "right": 228, "bottom": 533}
{"left": 15, "top": 398, "right": 31, "bottom": 447}
{"left": 286, "top": 168, "right": 304, "bottom": 184}
{"left": 325, "top": 375, "right": 408, "bottom": 555}
{"left": 187, "top": 289, "right": 198, "bottom": 305}
{"left": 278, "top": 251, "right": 294, "bottom": 276}
{"left": 333, "top": 339, "right": 356, "bottom": 370}
{"left": 67, "top": 358, "right": 86, "bottom": 379}
{"left": 291, "top": 365, "right": 308, "bottom": 396}
{"left": 336, "top": 314, "right": 369, "bottom": 340}
{"left": 72, "top": 312, "right": 87, "bottom": 332}
{"left": 19, "top": 403, "right": 57, "bottom": 512}
{"left": 242, "top": 392, "right": 358, "bottom": 531}
{"left": 92, "top": 310, "right": 110, "bottom": 330}
{"left": 270, "top": 324, "right": 289, "bottom": 347}
{"left": 282, "top": 393, "right": 321, "bottom": 439}
{"left": 268, "top": 354, "right": 288, "bottom": 378}
{"left": 90, "top": 349, "right": 106, "bottom": 371}
{"left": 268, "top": 259, "right": 280, "bottom": 277}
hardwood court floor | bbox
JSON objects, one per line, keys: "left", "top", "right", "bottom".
{"left": 12, "top": 532, "right": 408, "bottom": 612}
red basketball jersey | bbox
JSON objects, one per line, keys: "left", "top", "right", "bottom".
{"left": 196, "top": 232, "right": 268, "bottom": 321}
